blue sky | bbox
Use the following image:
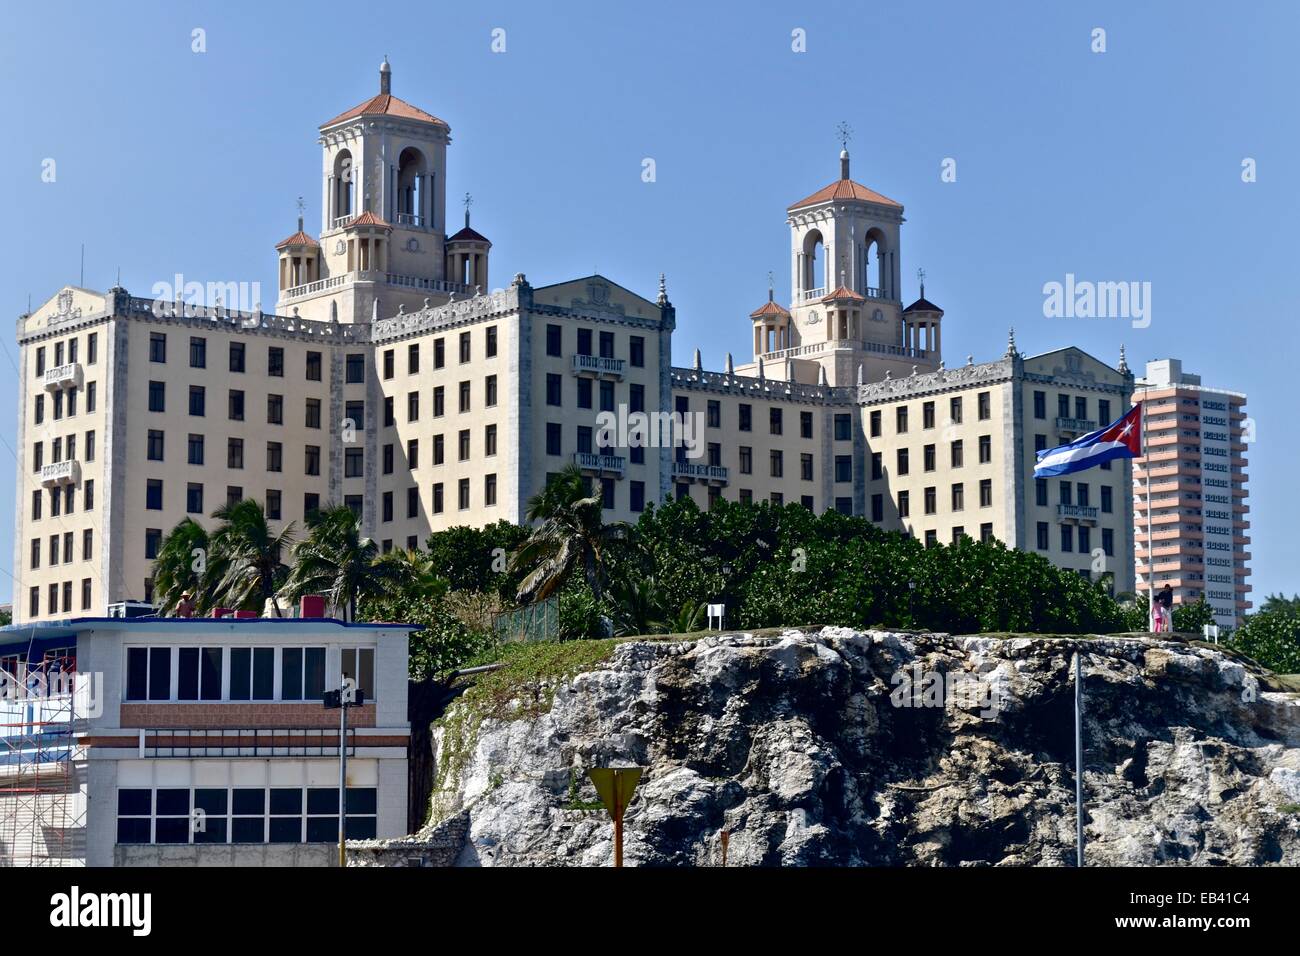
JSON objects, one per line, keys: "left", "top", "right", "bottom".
{"left": 2, "top": 0, "right": 1295, "bottom": 603}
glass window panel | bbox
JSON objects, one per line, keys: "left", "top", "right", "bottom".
{"left": 117, "top": 788, "right": 151, "bottom": 815}
{"left": 269, "top": 788, "right": 302, "bottom": 815}
{"left": 232, "top": 788, "right": 266, "bottom": 815}
{"left": 230, "top": 647, "right": 251, "bottom": 701}
{"left": 155, "top": 788, "right": 190, "bottom": 816}
{"left": 282, "top": 648, "right": 302, "bottom": 700}
{"left": 253, "top": 647, "right": 274, "bottom": 700}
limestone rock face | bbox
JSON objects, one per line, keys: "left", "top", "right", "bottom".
{"left": 418, "top": 629, "right": 1300, "bottom": 866}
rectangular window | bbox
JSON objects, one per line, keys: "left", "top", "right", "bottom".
{"left": 1033, "top": 390, "right": 1046, "bottom": 419}
{"left": 950, "top": 397, "right": 963, "bottom": 425}
{"left": 770, "top": 407, "right": 783, "bottom": 435}
{"left": 305, "top": 445, "right": 321, "bottom": 476}
{"left": 459, "top": 332, "right": 471, "bottom": 363}
{"left": 486, "top": 326, "right": 498, "bottom": 358}
{"left": 546, "top": 423, "right": 562, "bottom": 456}
{"left": 268, "top": 347, "right": 284, "bottom": 377}
{"left": 978, "top": 391, "right": 991, "bottom": 420}
{"left": 896, "top": 406, "right": 908, "bottom": 433}
{"left": 345, "top": 448, "right": 364, "bottom": 478}
{"left": 870, "top": 410, "right": 881, "bottom": 437}
{"left": 739, "top": 404, "right": 752, "bottom": 432}
{"left": 190, "top": 336, "right": 207, "bottom": 368}
{"left": 267, "top": 394, "right": 283, "bottom": 425}
{"left": 345, "top": 353, "right": 365, "bottom": 383}
{"left": 382, "top": 349, "right": 395, "bottom": 380}
{"left": 229, "top": 341, "right": 245, "bottom": 373}
{"left": 458, "top": 478, "right": 470, "bottom": 510}
{"left": 951, "top": 440, "right": 963, "bottom": 468}
{"left": 146, "top": 479, "right": 163, "bottom": 510}
{"left": 485, "top": 473, "right": 497, "bottom": 507}
{"left": 432, "top": 483, "right": 444, "bottom": 514}
{"left": 629, "top": 335, "right": 644, "bottom": 367}
{"left": 187, "top": 483, "right": 204, "bottom": 514}
{"left": 305, "top": 350, "right": 322, "bottom": 381}
{"left": 149, "top": 381, "right": 166, "bottom": 412}
{"left": 1037, "top": 522, "right": 1049, "bottom": 550}
{"left": 229, "top": 647, "right": 275, "bottom": 701}
{"left": 147, "top": 429, "right": 165, "bottom": 461}
{"left": 923, "top": 401, "right": 935, "bottom": 429}
{"left": 770, "top": 450, "right": 783, "bottom": 478}
{"left": 187, "top": 433, "right": 204, "bottom": 465}
{"left": 896, "top": 448, "right": 909, "bottom": 476}
{"left": 407, "top": 486, "right": 419, "bottom": 519}
{"left": 188, "top": 385, "right": 206, "bottom": 417}
{"left": 227, "top": 438, "right": 244, "bottom": 469}
{"left": 266, "top": 441, "right": 283, "bottom": 472}
{"left": 834, "top": 455, "right": 851, "bottom": 483}
{"left": 546, "top": 324, "right": 562, "bottom": 357}
{"left": 458, "top": 429, "right": 471, "bottom": 461}
{"left": 149, "top": 332, "right": 167, "bottom": 363}
{"left": 305, "top": 398, "right": 321, "bottom": 429}
{"left": 979, "top": 478, "right": 993, "bottom": 507}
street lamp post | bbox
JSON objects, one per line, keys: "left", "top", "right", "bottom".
{"left": 324, "top": 677, "right": 366, "bottom": 868}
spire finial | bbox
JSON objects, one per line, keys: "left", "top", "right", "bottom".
{"left": 836, "top": 121, "right": 852, "bottom": 179}
{"left": 463, "top": 192, "right": 473, "bottom": 228}
{"left": 767, "top": 270, "right": 774, "bottom": 302}
{"left": 917, "top": 266, "right": 926, "bottom": 298}
{"left": 380, "top": 56, "right": 391, "bottom": 94}
{"left": 296, "top": 195, "right": 305, "bottom": 232}
{"left": 1006, "top": 326, "right": 1018, "bottom": 358}
{"left": 657, "top": 272, "right": 668, "bottom": 306}
{"left": 1118, "top": 343, "right": 1130, "bottom": 374}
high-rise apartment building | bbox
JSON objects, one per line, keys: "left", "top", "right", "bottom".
{"left": 1134, "top": 359, "right": 1251, "bottom": 628}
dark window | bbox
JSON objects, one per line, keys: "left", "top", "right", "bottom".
{"left": 148, "top": 381, "right": 166, "bottom": 412}
{"left": 149, "top": 332, "right": 167, "bottom": 363}
{"left": 190, "top": 336, "right": 206, "bottom": 368}
{"left": 546, "top": 324, "right": 562, "bottom": 357}
{"left": 345, "top": 353, "right": 365, "bottom": 383}
{"left": 229, "top": 341, "right": 245, "bottom": 373}
{"left": 228, "top": 389, "right": 244, "bottom": 421}
{"left": 629, "top": 335, "right": 644, "bottom": 367}
{"left": 146, "top": 479, "right": 163, "bottom": 510}
{"left": 268, "top": 347, "right": 284, "bottom": 377}
{"left": 305, "top": 351, "right": 322, "bottom": 381}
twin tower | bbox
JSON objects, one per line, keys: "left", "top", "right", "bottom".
{"left": 272, "top": 60, "right": 939, "bottom": 388}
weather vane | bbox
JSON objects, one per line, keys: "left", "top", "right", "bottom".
{"left": 296, "top": 195, "right": 305, "bottom": 216}
{"left": 836, "top": 121, "right": 852, "bottom": 151}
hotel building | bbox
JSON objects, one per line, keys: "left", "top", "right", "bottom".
{"left": 11, "top": 61, "right": 1135, "bottom": 624}
{"left": 1133, "top": 359, "right": 1251, "bottom": 628}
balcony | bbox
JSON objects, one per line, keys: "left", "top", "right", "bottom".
{"left": 572, "top": 354, "right": 626, "bottom": 379}
{"left": 395, "top": 212, "right": 425, "bottom": 227}
{"left": 40, "top": 460, "right": 80, "bottom": 486}
{"left": 1057, "top": 503, "right": 1098, "bottom": 523}
{"left": 42, "top": 363, "right": 83, "bottom": 391}
{"left": 672, "top": 461, "right": 729, "bottom": 485}
{"left": 1055, "top": 416, "right": 1096, "bottom": 435}
{"left": 573, "top": 452, "right": 625, "bottom": 477}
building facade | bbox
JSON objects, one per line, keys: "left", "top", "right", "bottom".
{"left": 11, "top": 61, "right": 1136, "bottom": 623}
{"left": 1133, "top": 359, "right": 1251, "bottom": 628}
{"left": 0, "top": 614, "right": 413, "bottom": 866}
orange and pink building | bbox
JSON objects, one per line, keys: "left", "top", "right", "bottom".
{"left": 1133, "top": 359, "right": 1250, "bottom": 629}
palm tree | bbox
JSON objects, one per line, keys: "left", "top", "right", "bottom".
{"left": 510, "top": 465, "right": 626, "bottom": 605}
{"left": 286, "top": 505, "right": 405, "bottom": 621}
{"left": 152, "top": 517, "right": 212, "bottom": 614}
{"left": 208, "top": 498, "right": 295, "bottom": 616}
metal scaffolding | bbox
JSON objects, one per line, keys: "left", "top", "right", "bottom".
{"left": 0, "top": 657, "right": 85, "bottom": 866}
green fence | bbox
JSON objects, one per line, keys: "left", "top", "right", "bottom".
{"left": 493, "top": 597, "right": 559, "bottom": 644}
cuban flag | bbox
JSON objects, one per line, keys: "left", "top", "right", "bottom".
{"left": 1034, "top": 403, "right": 1142, "bottom": 478}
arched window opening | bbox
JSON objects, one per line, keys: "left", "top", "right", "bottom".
{"left": 397, "top": 148, "right": 427, "bottom": 226}
{"left": 333, "top": 150, "right": 355, "bottom": 224}
{"left": 801, "top": 230, "right": 825, "bottom": 298}
{"left": 864, "top": 230, "right": 887, "bottom": 297}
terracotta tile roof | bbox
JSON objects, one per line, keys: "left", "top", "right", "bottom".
{"left": 275, "top": 230, "right": 320, "bottom": 250}
{"left": 821, "top": 285, "right": 866, "bottom": 303}
{"left": 788, "top": 178, "right": 902, "bottom": 211}
{"left": 903, "top": 295, "right": 944, "bottom": 314}
{"left": 320, "top": 93, "right": 448, "bottom": 129}
{"left": 346, "top": 210, "right": 392, "bottom": 229}
{"left": 447, "top": 225, "right": 490, "bottom": 244}
{"left": 749, "top": 299, "right": 791, "bottom": 318}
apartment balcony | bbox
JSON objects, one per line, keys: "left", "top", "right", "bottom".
{"left": 571, "top": 354, "right": 626, "bottom": 379}
{"left": 395, "top": 213, "right": 425, "bottom": 227}
{"left": 1057, "top": 503, "right": 1099, "bottom": 523}
{"left": 671, "top": 460, "right": 729, "bottom": 485}
{"left": 42, "top": 363, "right": 83, "bottom": 391}
{"left": 573, "top": 451, "right": 625, "bottom": 477}
{"left": 1055, "top": 416, "right": 1096, "bottom": 435}
{"left": 40, "top": 460, "right": 80, "bottom": 486}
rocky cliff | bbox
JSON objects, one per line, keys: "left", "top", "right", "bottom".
{"left": 361, "top": 628, "right": 1300, "bottom": 866}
